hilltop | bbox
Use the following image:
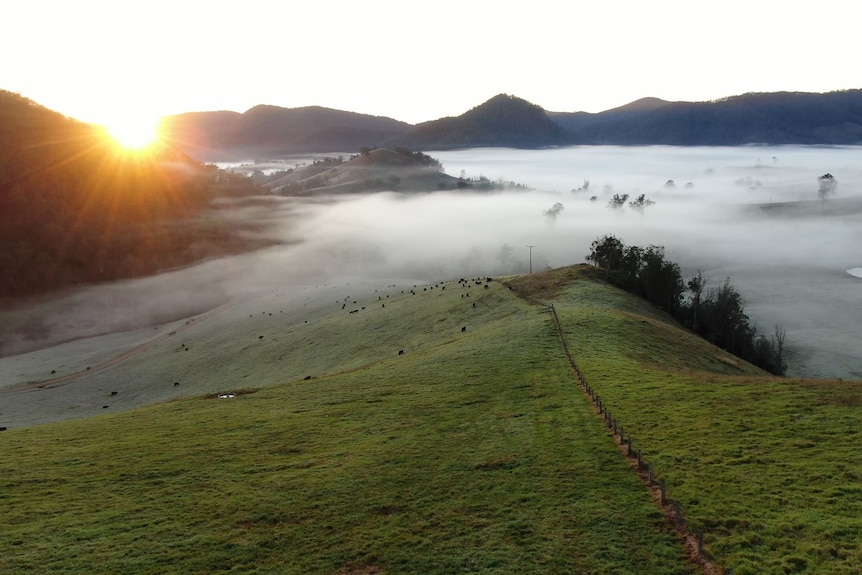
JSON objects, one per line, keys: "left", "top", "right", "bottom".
{"left": 386, "top": 94, "right": 567, "bottom": 150}
{"left": 265, "top": 148, "right": 459, "bottom": 195}
{"left": 1, "top": 265, "right": 859, "bottom": 574}
{"left": 262, "top": 147, "right": 526, "bottom": 195}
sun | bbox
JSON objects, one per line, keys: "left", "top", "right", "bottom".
{"left": 102, "top": 116, "right": 162, "bottom": 151}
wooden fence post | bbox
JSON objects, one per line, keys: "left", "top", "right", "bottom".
{"left": 660, "top": 478, "right": 667, "bottom": 505}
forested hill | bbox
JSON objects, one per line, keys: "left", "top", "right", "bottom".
{"left": 0, "top": 90, "right": 263, "bottom": 298}
{"left": 550, "top": 90, "right": 862, "bottom": 145}
{"left": 385, "top": 94, "right": 567, "bottom": 150}
{"left": 160, "top": 105, "right": 410, "bottom": 160}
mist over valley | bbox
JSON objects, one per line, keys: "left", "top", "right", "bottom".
{"left": 2, "top": 145, "right": 860, "bottom": 427}
{"left": 6, "top": 4, "right": 862, "bottom": 568}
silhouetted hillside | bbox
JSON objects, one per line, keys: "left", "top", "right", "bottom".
{"left": 162, "top": 90, "right": 862, "bottom": 157}
{"left": 262, "top": 147, "right": 527, "bottom": 195}
{"left": 551, "top": 90, "right": 862, "bottom": 145}
{"left": 161, "top": 105, "right": 410, "bottom": 160}
{"left": 387, "top": 94, "right": 566, "bottom": 150}
{"left": 0, "top": 91, "right": 266, "bottom": 298}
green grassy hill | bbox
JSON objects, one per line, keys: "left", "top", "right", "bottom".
{"left": 509, "top": 267, "right": 862, "bottom": 575}
{"left": 1, "top": 266, "right": 860, "bottom": 574}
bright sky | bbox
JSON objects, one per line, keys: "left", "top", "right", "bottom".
{"left": 3, "top": 0, "right": 858, "bottom": 128}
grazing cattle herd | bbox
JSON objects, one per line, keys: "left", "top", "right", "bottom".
{"left": 8, "top": 276, "right": 497, "bottom": 427}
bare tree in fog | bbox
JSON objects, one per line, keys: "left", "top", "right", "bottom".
{"left": 543, "top": 202, "right": 565, "bottom": 223}
{"left": 607, "top": 193, "right": 629, "bottom": 211}
{"left": 817, "top": 173, "right": 838, "bottom": 203}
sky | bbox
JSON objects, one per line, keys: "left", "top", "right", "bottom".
{"left": 2, "top": 0, "right": 859, "bottom": 129}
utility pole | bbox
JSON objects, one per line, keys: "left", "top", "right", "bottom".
{"left": 526, "top": 245, "right": 535, "bottom": 274}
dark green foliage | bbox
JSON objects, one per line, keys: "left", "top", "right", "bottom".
{"left": 639, "top": 246, "right": 683, "bottom": 313}
{"left": 585, "top": 234, "right": 624, "bottom": 277}
{"left": 586, "top": 235, "right": 784, "bottom": 374}
{"left": 693, "top": 279, "right": 785, "bottom": 375}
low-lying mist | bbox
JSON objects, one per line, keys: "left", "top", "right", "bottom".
{"left": 3, "top": 145, "right": 860, "bottom": 379}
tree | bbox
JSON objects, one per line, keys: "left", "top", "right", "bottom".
{"left": 586, "top": 234, "right": 624, "bottom": 278}
{"left": 616, "top": 245, "right": 644, "bottom": 291}
{"left": 773, "top": 325, "right": 787, "bottom": 375}
{"left": 572, "top": 179, "right": 590, "bottom": 193}
{"left": 639, "top": 245, "right": 684, "bottom": 312}
{"left": 628, "top": 193, "right": 655, "bottom": 217}
{"left": 686, "top": 269, "right": 707, "bottom": 333}
{"left": 702, "top": 278, "right": 749, "bottom": 354}
{"left": 607, "top": 193, "right": 629, "bottom": 211}
{"left": 817, "top": 173, "right": 837, "bottom": 203}
{"left": 543, "top": 202, "right": 564, "bottom": 223}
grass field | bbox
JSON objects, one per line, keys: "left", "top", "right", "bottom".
{"left": 0, "top": 277, "right": 698, "bottom": 574}
{"left": 509, "top": 267, "right": 862, "bottom": 575}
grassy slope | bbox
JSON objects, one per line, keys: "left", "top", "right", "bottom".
{"left": 0, "top": 280, "right": 696, "bottom": 574}
{"left": 509, "top": 266, "right": 862, "bottom": 575}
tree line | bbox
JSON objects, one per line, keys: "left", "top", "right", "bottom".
{"left": 586, "top": 234, "right": 786, "bottom": 375}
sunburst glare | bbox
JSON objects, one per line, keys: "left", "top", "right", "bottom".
{"left": 102, "top": 116, "right": 161, "bottom": 150}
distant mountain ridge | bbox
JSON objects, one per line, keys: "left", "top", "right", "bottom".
{"left": 160, "top": 89, "right": 862, "bottom": 159}
{"left": 550, "top": 90, "right": 862, "bottom": 145}
{"left": 161, "top": 106, "right": 410, "bottom": 160}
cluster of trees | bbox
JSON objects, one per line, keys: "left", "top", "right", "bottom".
{"left": 357, "top": 146, "right": 442, "bottom": 170}
{"left": 0, "top": 90, "right": 263, "bottom": 297}
{"left": 586, "top": 234, "right": 786, "bottom": 375}
{"left": 607, "top": 193, "right": 655, "bottom": 214}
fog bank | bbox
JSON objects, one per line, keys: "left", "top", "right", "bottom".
{"left": 2, "top": 145, "right": 860, "bottom": 379}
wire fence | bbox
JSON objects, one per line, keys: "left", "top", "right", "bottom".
{"left": 537, "top": 297, "right": 733, "bottom": 575}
